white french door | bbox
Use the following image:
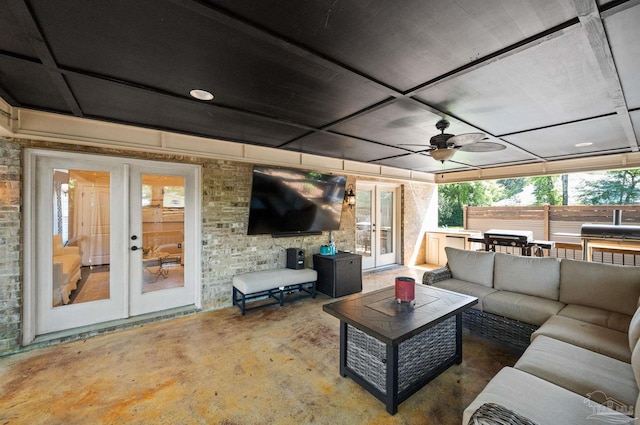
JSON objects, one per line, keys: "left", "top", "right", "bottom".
{"left": 128, "top": 166, "right": 198, "bottom": 316}
{"left": 355, "top": 183, "right": 399, "bottom": 270}
{"left": 24, "top": 150, "right": 200, "bottom": 342}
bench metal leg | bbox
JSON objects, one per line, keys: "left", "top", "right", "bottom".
{"left": 232, "top": 286, "right": 247, "bottom": 315}
{"left": 232, "top": 280, "right": 317, "bottom": 315}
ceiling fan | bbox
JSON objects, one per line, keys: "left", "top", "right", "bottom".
{"left": 411, "top": 119, "right": 506, "bottom": 163}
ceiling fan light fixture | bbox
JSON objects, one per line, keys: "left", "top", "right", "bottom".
{"left": 190, "top": 89, "right": 214, "bottom": 101}
{"left": 430, "top": 148, "right": 456, "bottom": 163}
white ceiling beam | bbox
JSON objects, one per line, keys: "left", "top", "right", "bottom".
{"left": 0, "top": 98, "right": 16, "bottom": 136}
{"left": 574, "top": 0, "right": 638, "bottom": 151}
{"left": 436, "top": 151, "right": 640, "bottom": 183}
{"left": 4, "top": 107, "right": 437, "bottom": 183}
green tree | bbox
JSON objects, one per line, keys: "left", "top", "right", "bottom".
{"left": 496, "top": 178, "right": 526, "bottom": 201}
{"left": 438, "top": 181, "right": 497, "bottom": 227}
{"left": 561, "top": 174, "right": 569, "bottom": 205}
{"left": 577, "top": 169, "right": 640, "bottom": 205}
{"left": 529, "top": 175, "right": 562, "bottom": 205}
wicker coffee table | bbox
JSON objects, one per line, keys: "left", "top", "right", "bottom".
{"left": 323, "top": 284, "right": 477, "bottom": 414}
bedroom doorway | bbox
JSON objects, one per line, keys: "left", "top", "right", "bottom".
{"left": 355, "top": 182, "right": 399, "bottom": 270}
{"left": 24, "top": 150, "right": 201, "bottom": 343}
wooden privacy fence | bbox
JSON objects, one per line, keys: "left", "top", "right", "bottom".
{"left": 463, "top": 205, "right": 640, "bottom": 265}
{"left": 464, "top": 205, "right": 640, "bottom": 241}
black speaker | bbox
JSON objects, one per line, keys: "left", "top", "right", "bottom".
{"left": 286, "top": 248, "right": 305, "bottom": 269}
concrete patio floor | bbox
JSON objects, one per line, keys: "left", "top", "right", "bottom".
{"left": 0, "top": 266, "right": 519, "bottom": 425}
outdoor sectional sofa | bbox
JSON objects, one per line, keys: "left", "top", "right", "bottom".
{"left": 423, "top": 247, "right": 640, "bottom": 425}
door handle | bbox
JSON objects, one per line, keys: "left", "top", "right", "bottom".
{"left": 131, "top": 235, "right": 142, "bottom": 251}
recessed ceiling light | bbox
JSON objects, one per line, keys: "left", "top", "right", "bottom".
{"left": 575, "top": 142, "right": 593, "bottom": 147}
{"left": 189, "top": 89, "right": 214, "bottom": 101}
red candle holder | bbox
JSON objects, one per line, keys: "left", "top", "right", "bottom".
{"left": 395, "top": 277, "right": 415, "bottom": 303}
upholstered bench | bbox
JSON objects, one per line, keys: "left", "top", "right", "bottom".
{"left": 232, "top": 268, "right": 317, "bottom": 315}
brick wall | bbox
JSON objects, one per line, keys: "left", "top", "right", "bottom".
{"left": 0, "top": 136, "right": 434, "bottom": 355}
{"left": 0, "top": 139, "right": 22, "bottom": 353}
{"left": 401, "top": 182, "right": 438, "bottom": 265}
{"left": 200, "top": 162, "right": 356, "bottom": 310}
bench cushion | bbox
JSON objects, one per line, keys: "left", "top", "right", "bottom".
{"left": 532, "top": 315, "right": 631, "bottom": 362}
{"left": 233, "top": 268, "right": 317, "bottom": 294}
{"left": 515, "top": 335, "right": 637, "bottom": 409}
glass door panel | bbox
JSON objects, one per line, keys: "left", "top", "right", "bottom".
{"left": 139, "top": 174, "right": 185, "bottom": 293}
{"left": 53, "top": 169, "right": 112, "bottom": 307}
{"left": 356, "top": 186, "right": 375, "bottom": 270}
{"left": 129, "top": 166, "right": 197, "bottom": 317}
{"left": 36, "top": 155, "right": 126, "bottom": 335}
{"left": 377, "top": 188, "right": 396, "bottom": 267}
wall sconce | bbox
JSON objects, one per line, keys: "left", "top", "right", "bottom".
{"left": 344, "top": 184, "right": 356, "bottom": 209}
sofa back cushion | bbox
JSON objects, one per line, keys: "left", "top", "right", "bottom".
{"left": 445, "top": 247, "right": 495, "bottom": 287}
{"left": 560, "top": 259, "right": 640, "bottom": 316}
{"left": 494, "top": 253, "right": 560, "bottom": 300}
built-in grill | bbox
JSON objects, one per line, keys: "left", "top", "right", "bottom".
{"left": 580, "top": 224, "right": 640, "bottom": 261}
{"left": 468, "top": 229, "right": 554, "bottom": 256}
{"left": 580, "top": 224, "right": 640, "bottom": 240}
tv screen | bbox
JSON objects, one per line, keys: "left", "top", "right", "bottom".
{"left": 247, "top": 166, "right": 347, "bottom": 236}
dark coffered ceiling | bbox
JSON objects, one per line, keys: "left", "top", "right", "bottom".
{"left": 1, "top": 0, "right": 639, "bottom": 175}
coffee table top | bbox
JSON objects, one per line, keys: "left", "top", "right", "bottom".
{"left": 323, "top": 284, "right": 477, "bottom": 345}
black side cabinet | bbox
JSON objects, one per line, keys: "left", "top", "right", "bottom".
{"left": 313, "top": 252, "right": 362, "bottom": 298}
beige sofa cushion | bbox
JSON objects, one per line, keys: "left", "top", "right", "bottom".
{"left": 560, "top": 259, "right": 640, "bottom": 316}
{"left": 558, "top": 304, "right": 632, "bottom": 333}
{"left": 53, "top": 233, "right": 65, "bottom": 256}
{"left": 532, "top": 315, "right": 631, "bottom": 362}
{"left": 515, "top": 335, "right": 637, "bottom": 409}
{"left": 431, "top": 279, "right": 497, "bottom": 310}
{"left": 53, "top": 254, "right": 82, "bottom": 283}
{"left": 482, "top": 291, "right": 565, "bottom": 326}
{"left": 444, "top": 247, "right": 495, "bottom": 288}
{"left": 629, "top": 307, "right": 640, "bottom": 351}
{"left": 494, "top": 253, "right": 560, "bottom": 300}
{"left": 462, "top": 367, "right": 632, "bottom": 425}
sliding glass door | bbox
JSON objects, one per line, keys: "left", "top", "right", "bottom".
{"left": 25, "top": 150, "right": 200, "bottom": 341}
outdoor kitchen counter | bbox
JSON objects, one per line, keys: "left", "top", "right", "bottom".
{"left": 425, "top": 230, "right": 482, "bottom": 266}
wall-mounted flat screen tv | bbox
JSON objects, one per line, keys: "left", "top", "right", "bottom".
{"left": 247, "top": 166, "right": 347, "bottom": 236}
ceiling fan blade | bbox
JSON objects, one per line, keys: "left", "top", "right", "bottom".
{"left": 397, "top": 143, "right": 430, "bottom": 147}
{"left": 458, "top": 141, "right": 506, "bottom": 152}
{"left": 448, "top": 132, "right": 485, "bottom": 146}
